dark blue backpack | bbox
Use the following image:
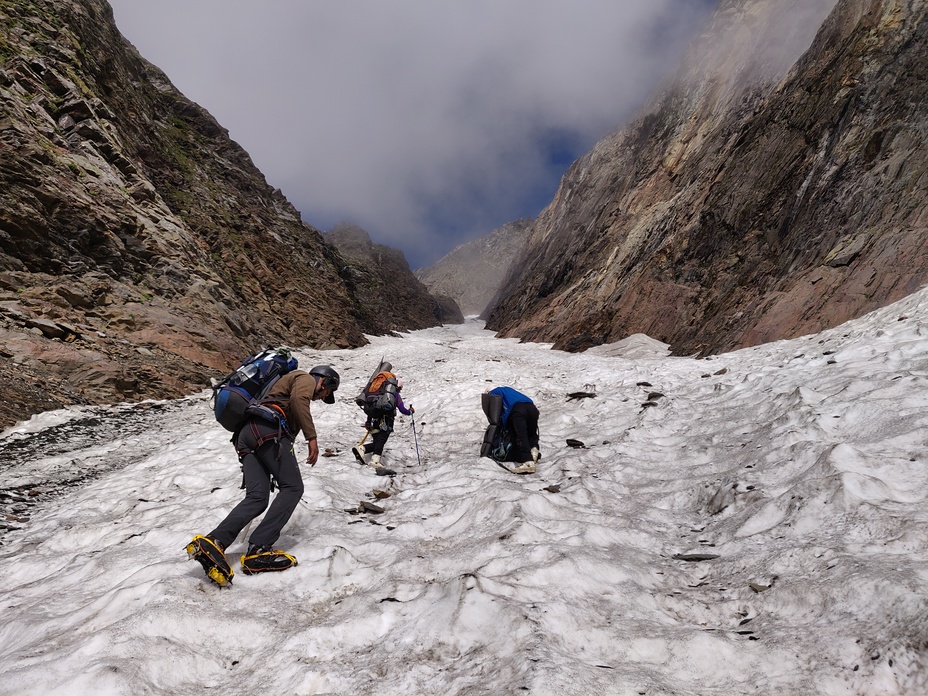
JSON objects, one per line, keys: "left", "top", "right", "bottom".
{"left": 212, "top": 348, "right": 298, "bottom": 432}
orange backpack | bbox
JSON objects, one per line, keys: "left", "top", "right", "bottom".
{"left": 361, "top": 371, "right": 398, "bottom": 417}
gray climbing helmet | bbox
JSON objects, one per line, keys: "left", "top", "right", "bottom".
{"left": 309, "top": 365, "right": 340, "bottom": 403}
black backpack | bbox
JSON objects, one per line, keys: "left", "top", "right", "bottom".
{"left": 212, "top": 348, "right": 298, "bottom": 432}
{"left": 480, "top": 391, "right": 510, "bottom": 461}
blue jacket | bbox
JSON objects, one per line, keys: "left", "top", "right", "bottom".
{"left": 489, "top": 386, "right": 533, "bottom": 428}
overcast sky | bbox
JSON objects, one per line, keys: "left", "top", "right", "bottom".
{"left": 107, "top": 1, "right": 716, "bottom": 268}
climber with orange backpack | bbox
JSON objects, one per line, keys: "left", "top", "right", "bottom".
{"left": 352, "top": 361, "right": 414, "bottom": 473}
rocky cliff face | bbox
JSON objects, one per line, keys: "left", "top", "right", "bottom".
{"left": 416, "top": 219, "right": 533, "bottom": 316}
{"left": 324, "top": 223, "right": 463, "bottom": 331}
{"left": 0, "top": 0, "right": 423, "bottom": 427}
{"left": 487, "top": 0, "right": 928, "bottom": 355}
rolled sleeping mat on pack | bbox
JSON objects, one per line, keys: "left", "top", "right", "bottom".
{"left": 480, "top": 423, "right": 497, "bottom": 458}
{"left": 482, "top": 392, "right": 503, "bottom": 425}
{"left": 367, "top": 361, "right": 392, "bottom": 383}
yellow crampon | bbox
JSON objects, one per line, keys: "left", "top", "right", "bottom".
{"left": 184, "top": 540, "right": 200, "bottom": 559}
{"left": 207, "top": 566, "right": 232, "bottom": 587}
{"left": 240, "top": 549, "right": 298, "bottom": 575}
{"left": 186, "top": 534, "right": 234, "bottom": 586}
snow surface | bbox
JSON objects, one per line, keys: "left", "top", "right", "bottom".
{"left": 3, "top": 289, "right": 928, "bottom": 695}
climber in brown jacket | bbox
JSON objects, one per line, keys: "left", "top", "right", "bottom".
{"left": 204, "top": 365, "right": 340, "bottom": 575}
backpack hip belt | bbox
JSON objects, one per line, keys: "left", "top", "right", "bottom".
{"left": 236, "top": 404, "right": 294, "bottom": 458}
{"left": 246, "top": 403, "right": 292, "bottom": 433}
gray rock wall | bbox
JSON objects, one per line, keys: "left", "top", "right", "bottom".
{"left": 488, "top": 0, "right": 928, "bottom": 356}
{"left": 416, "top": 219, "right": 532, "bottom": 316}
{"left": 0, "top": 0, "right": 435, "bottom": 426}
{"left": 324, "top": 223, "right": 463, "bottom": 330}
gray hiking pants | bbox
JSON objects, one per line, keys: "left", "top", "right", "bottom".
{"left": 209, "top": 419, "right": 305, "bottom": 550}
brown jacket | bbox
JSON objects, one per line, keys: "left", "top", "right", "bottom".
{"left": 261, "top": 370, "right": 318, "bottom": 441}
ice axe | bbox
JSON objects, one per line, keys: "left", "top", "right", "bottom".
{"left": 350, "top": 427, "right": 371, "bottom": 465}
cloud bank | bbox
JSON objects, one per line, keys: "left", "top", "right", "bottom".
{"left": 108, "top": 0, "right": 716, "bottom": 266}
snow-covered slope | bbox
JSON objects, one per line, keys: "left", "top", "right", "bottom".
{"left": 2, "top": 287, "right": 928, "bottom": 695}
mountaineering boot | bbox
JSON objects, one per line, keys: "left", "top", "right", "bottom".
{"left": 531, "top": 447, "right": 540, "bottom": 463}
{"left": 511, "top": 461, "right": 536, "bottom": 475}
{"left": 186, "top": 535, "right": 234, "bottom": 586}
{"left": 351, "top": 445, "right": 368, "bottom": 465}
{"left": 241, "top": 545, "right": 298, "bottom": 575}
{"left": 368, "top": 453, "right": 396, "bottom": 476}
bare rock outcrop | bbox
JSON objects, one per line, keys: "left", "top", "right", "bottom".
{"left": 487, "top": 0, "right": 928, "bottom": 355}
{"left": 0, "top": 0, "right": 428, "bottom": 427}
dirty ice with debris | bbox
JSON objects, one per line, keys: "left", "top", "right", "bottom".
{"left": 2, "top": 289, "right": 928, "bottom": 695}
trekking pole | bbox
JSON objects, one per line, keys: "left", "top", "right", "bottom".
{"left": 411, "top": 412, "right": 421, "bottom": 466}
